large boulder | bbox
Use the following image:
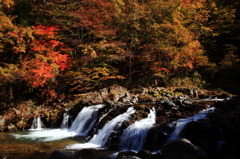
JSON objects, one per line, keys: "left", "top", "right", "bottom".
{"left": 161, "top": 139, "right": 208, "bottom": 159}
{"left": 50, "top": 150, "right": 70, "bottom": 159}
{"left": 72, "top": 149, "right": 113, "bottom": 159}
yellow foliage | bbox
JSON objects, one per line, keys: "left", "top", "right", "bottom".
{"left": 0, "top": 11, "right": 14, "bottom": 31}
{"left": 1, "top": 0, "right": 14, "bottom": 9}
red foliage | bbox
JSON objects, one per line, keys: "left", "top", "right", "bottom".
{"left": 33, "top": 25, "right": 59, "bottom": 38}
{"left": 25, "top": 59, "right": 55, "bottom": 87}
{"left": 1, "top": 25, "right": 71, "bottom": 87}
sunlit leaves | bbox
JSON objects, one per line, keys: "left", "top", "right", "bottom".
{"left": 0, "top": 25, "right": 71, "bottom": 87}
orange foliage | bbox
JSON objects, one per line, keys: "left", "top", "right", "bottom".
{"left": 0, "top": 25, "right": 71, "bottom": 87}
{"left": 71, "top": 0, "right": 117, "bottom": 37}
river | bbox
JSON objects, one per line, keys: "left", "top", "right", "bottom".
{"left": 0, "top": 131, "right": 81, "bottom": 159}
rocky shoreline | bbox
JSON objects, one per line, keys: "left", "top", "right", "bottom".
{"left": 0, "top": 85, "right": 231, "bottom": 132}
{"left": 1, "top": 85, "right": 239, "bottom": 159}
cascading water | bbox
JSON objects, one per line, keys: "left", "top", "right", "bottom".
{"left": 167, "top": 107, "right": 215, "bottom": 142}
{"left": 69, "top": 104, "right": 104, "bottom": 136}
{"left": 61, "top": 112, "right": 70, "bottom": 129}
{"left": 29, "top": 117, "right": 44, "bottom": 131}
{"left": 98, "top": 109, "right": 113, "bottom": 124}
{"left": 66, "top": 107, "right": 136, "bottom": 149}
{"left": 120, "top": 108, "right": 156, "bottom": 152}
{"left": 14, "top": 104, "right": 104, "bottom": 142}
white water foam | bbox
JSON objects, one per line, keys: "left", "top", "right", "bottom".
{"left": 69, "top": 104, "right": 104, "bottom": 136}
{"left": 13, "top": 104, "right": 104, "bottom": 142}
{"left": 120, "top": 108, "right": 156, "bottom": 152}
{"left": 14, "top": 129, "right": 76, "bottom": 142}
{"left": 167, "top": 107, "right": 215, "bottom": 142}
{"left": 61, "top": 112, "right": 70, "bottom": 129}
{"left": 66, "top": 107, "right": 136, "bottom": 149}
{"left": 29, "top": 117, "right": 44, "bottom": 131}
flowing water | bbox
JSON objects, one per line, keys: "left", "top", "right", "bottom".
{"left": 61, "top": 112, "right": 70, "bottom": 129}
{"left": 66, "top": 107, "right": 136, "bottom": 149}
{"left": 167, "top": 107, "right": 215, "bottom": 142}
{"left": 29, "top": 117, "right": 44, "bottom": 131}
{"left": 13, "top": 104, "right": 104, "bottom": 142}
{"left": 120, "top": 108, "right": 156, "bottom": 152}
{"left": 0, "top": 132, "right": 79, "bottom": 159}
{"left": 69, "top": 104, "right": 104, "bottom": 136}
{"left": 1, "top": 103, "right": 217, "bottom": 158}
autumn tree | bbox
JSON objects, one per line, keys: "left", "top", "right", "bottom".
{"left": 0, "top": 0, "right": 71, "bottom": 103}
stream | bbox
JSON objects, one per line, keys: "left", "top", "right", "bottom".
{"left": 0, "top": 99, "right": 223, "bottom": 159}
{"left": 0, "top": 131, "right": 80, "bottom": 159}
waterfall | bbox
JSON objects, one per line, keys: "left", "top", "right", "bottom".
{"left": 29, "top": 117, "right": 44, "bottom": 131}
{"left": 120, "top": 108, "right": 156, "bottom": 152}
{"left": 14, "top": 104, "right": 104, "bottom": 141}
{"left": 66, "top": 107, "right": 136, "bottom": 149}
{"left": 167, "top": 107, "right": 215, "bottom": 142}
{"left": 61, "top": 112, "right": 70, "bottom": 129}
{"left": 69, "top": 104, "right": 104, "bottom": 136}
{"left": 98, "top": 109, "right": 113, "bottom": 123}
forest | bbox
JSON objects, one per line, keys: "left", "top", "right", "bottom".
{"left": 0, "top": 0, "right": 240, "bottom": 111}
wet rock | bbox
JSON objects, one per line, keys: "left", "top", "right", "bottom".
{"left": 162, "top": 138, "right": 208, "bottom": 159}
{"left": 73, "top": 149, "right": 113, "bottom": 159}
{"left": 137, "top": 150, "right": 152, "bottom": 158}
{"left": 50, "top": 150, "right": 70, "bottom": 159}
{"left": 144, "top": 126, "right": 168, "bottom": 151}
{"left": 217, "top": 141, "right": 238, "bottom": 159}
{"left": 117, "top": 151, "right": 140, "bottom": 159}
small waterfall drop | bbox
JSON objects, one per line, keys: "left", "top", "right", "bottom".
{"left": 67, "top": 107, "right": 136, "bottom": 149}
{"left": 167, "top": 107, "right": 215, "bottom": 142}
{"left": 14, "top": 104, "right": 104, "bottom": 141}
{"left": 69, "top": 104, "right": 104, "bottom": 136}
{"left": 120, "top": 108, "right": 156, "bottom": 152}
{"left": 61, "top": 112, "right": 70, "bottom": 129}
{"left": 30, "top": 117, "right": 44, "bottom": 131}
{"left": 98, "top": 109, "right": 113, "bottom": 124}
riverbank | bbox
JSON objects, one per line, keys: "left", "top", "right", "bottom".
{"left": 0, "top": 85, "right": 232, "bottom": 132}
{"left": 1, "top": 85, "right": 238, "bottom": 159}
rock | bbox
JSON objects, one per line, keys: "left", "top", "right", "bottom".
{"left": 162, "top": 138, "right": 208, "bottom": 159}
{"left": 157, "top": 98, "right": 179, "bottom": 110}
{"left": 7, "top": 123, "right": 17, "bottom": 131}
{"left": 73, "top": 149, "right": 113, "bottom": 159}
{"left": 118, "top": 92, "right": 131, "bottom": 103}
{"left": 217, "top": 141, "right": 238, "bottom": 159}
{"left": 16, "top": 120, "right": 27, "bottom": 129}
{"left": 138, "top": 94, "right": 156, "bottom": 102}
{"left": 81, "top": 91, "right": 103, "bottom": 105}
{"left": 108, "top": 85, "right": 128, "bottom": 103}
{"left": 137, "top": 150, "right": 152, "bottom": 158}
{"left": 0, "top": 116, "right": 6, "bottom": 131}
{"left": 50, "top": 150, "right": 70, "bottom": 159}
{"left": 174, "top": 88, "right": 198, "bottom": 98}
{"left": 99, "top": 88, "right": 109, "bottom": 100}
{"left": 130, "top": 95, "right": 138, "bottom": 104}
{"left": 144, "top": 126, "right": 168, "bottom": 151}
{"left": 116, "top": 151, "right": 140, "bottom": 159}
